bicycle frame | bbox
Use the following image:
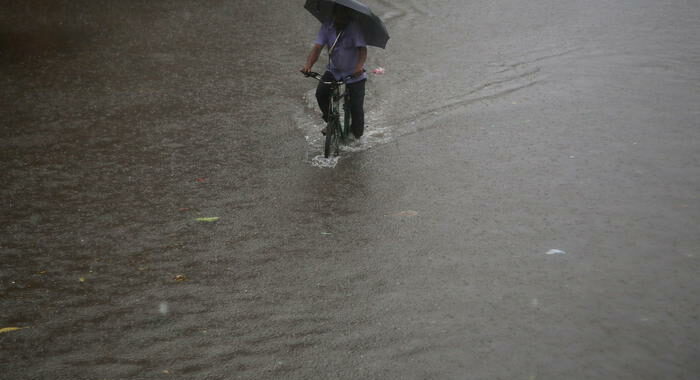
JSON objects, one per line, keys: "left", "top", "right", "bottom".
{"left": 303, "top": 71, "right": 352, "bottom": 157}
{"left": 328, "top": 80, "right": 352, "bottom": 141}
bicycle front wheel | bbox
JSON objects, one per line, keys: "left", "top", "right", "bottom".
{"left": 324, "top": 120, "right": 334, "bottom": 158}
{"left": 324, "top": 119, "right": 341, "bottom": 158}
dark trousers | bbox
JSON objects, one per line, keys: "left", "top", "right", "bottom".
{"left": 315, "top": 71, "right": 365, "bottom": 138}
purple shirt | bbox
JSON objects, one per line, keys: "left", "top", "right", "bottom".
{"left": 315, "top": 21, "right": 368, "bottom": 84}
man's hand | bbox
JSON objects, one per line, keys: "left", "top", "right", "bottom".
{"left": 352, "top": 47, "right": 368, "bottom": 78}
{"left": 303, "top": 44, "right": 323, "bottom": 75}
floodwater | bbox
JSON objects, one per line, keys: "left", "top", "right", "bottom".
{"left": 2, "top": 0, "right": 699, "bottom": 379}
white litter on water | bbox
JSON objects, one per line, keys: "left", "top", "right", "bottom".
{"left": 311, "top": 155, "right": 339, "bottom": 168}
{"left": 546, "top": 249, "right": 566, "bottom": 255}
{"left": 159, "top": 302, "right": 169, "bottom": 315}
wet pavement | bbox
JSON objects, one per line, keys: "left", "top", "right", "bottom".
{"left": 2, "top": 0, "right": 699, "bottom": 379}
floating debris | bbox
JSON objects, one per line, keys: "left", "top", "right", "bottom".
{"left": 546, "top": 249, "right": 566, "bottom": 255}
{"left": 174, "top": 274, "right": 187, "bottom": 281}
{"left": 0, "top": 327, "right": 26, "bottom": 334}
{"left": 372, "top": 67, "right": 385, "bottom": 75}
{"left": 196, "top": 217, "right": 219, "bottom": 222}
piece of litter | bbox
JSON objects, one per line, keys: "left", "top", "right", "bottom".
{"left": 546, "top": 249, "right": 566, "bottom": 255}
{"left": 196, "top": 178, "right": 206, "bottom": 183}
{"left": 196, "top": 217, "right": 219, "bottom": 222}
{"left": 79, "top": 277, "right": 86, "bottom": 283}
{"left": 174, "top": 275, "right": 187, "bottom": 281}
{"left": 371, "top": 67, "right": 385, "bottom": 75}
{"left": 321, "top": 232, "right": 333, "bottom": 235}
{"left": 0, "top": 327, "right": 26, "bottom": 334}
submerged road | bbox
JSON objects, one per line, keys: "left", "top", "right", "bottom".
{"left": 2, "top": 1, "right": 699, "bottom": 379}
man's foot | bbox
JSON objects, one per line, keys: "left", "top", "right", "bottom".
{"left": 352, "top": 125, "right": 366, "bottom": 139}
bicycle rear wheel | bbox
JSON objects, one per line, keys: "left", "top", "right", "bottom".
{"left": 343, "top": 99, "right": 352, "bottom": 139}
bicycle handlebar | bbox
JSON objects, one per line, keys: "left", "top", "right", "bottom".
{"left": 301, "top": 70, "right": 366, "bottom": 85}
{"left": 301, "top": 70, "right": 345, "bottom": 85}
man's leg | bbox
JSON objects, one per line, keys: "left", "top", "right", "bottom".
{"left": 315, "top": 71, "right": 335, "bottom": 123}
{"left": 347, "top": 79, "right": 366, "bottom": 138}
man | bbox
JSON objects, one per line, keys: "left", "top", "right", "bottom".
{"left": 301, "top": 4, "right": 368, "bottom": 139}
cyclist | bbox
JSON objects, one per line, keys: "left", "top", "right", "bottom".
{"left": 301, "top": 4, "right": 367, "bottom": 139}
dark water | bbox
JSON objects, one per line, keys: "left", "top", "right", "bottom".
{"left": 2, "top": 1, "right": 699, "bottom": 379}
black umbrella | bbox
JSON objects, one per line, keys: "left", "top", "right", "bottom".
{"left": 304, "top": 0, "right": 390, "bottom": 49}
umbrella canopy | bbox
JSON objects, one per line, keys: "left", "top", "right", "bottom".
{"left": 304, "top": 0, "right": 389, "bottom": 49}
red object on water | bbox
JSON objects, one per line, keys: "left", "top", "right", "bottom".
{"left": 196, "top": 178, "right": 206, "bottom": 183}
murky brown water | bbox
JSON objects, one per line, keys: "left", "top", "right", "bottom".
{"left": 2, "top": 0, "right": 699, "bottom": 379}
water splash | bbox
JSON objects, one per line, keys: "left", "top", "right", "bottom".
{"left": 311, "top": 155, "right": 339, "bottom": 168}
{"left": 296, "top": 90, "right": 393, "bottom": 165}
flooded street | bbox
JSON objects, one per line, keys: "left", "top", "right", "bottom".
{"left": 2, "top": 0, "right": 699, "bottom": 379}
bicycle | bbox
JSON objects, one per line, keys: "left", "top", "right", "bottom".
{"left": 302, "top": 71, "right": 353, "bottom": 158}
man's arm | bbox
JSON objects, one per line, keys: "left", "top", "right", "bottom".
{"left": 353, "top": 47, "right": 367, "bottom": 77}
{"left": 302, "top": 44, "right": 323, "bottom": 73}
